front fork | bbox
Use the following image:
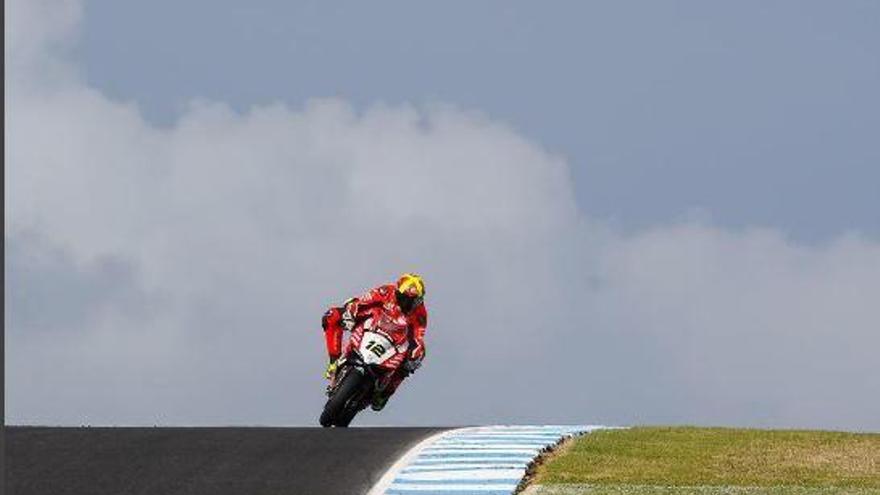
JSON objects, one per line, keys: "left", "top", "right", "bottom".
{"left": 325, "top": 358, "right": 370, "bottom": 397}
{"left": 326, "top": 362, "right": 388, "bottom": 407}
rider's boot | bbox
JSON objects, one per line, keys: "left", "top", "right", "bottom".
{"left": 324, "top": 359, "right": 340, "bottom": 396}
{"left": 371, "top": 391, "right": 389, "bottom": 411}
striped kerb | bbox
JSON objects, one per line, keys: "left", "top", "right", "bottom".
{"left": 376, "top": 425, "right": 607, "bottom": 495}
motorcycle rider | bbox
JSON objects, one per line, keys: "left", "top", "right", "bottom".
{"left": 321, "top": 273, "right": 428, "bottom": 411}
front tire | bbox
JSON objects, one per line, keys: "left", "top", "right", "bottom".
{"left": 320, "top": 369, "right": 366, "bottom": 427}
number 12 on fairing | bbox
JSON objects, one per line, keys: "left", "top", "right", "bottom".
{"left": 365, "top": 340, "right": 386, "bottom": 357}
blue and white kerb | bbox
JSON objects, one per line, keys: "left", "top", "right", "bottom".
{"left": 370, "top": 425, "right": 607, "bottom": 495}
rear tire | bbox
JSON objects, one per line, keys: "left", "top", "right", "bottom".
{"left": 320, "top": 369, "right": 366, "bottom": 427}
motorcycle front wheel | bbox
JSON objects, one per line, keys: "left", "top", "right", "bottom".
{"left": 320, "top": 369, "right": 366, "bottom": 427}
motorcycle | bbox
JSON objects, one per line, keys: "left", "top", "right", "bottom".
{"left": 320, "top": 312, "right": 413, "bottom": 427}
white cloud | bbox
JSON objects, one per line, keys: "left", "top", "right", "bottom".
{"left": 6, "top": 0, "right": 879, "bottom": 430}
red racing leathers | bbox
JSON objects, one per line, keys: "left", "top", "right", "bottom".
{"left": 322, "top": 284, "right": 427, "bottom": 396}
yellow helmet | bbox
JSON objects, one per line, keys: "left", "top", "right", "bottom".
{"left": 396, "top": 273, "right": 425, "bottom": 312}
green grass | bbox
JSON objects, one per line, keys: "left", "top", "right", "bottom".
{"left": 524, "top": 485, "right": 878, "bottom": 494}
{"left": 528, "top": 427, "right": 880, "bottom": 494}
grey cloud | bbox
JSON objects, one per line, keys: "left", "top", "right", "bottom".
{"left": 6, "top": 231, "right": 160, "bottom": 335}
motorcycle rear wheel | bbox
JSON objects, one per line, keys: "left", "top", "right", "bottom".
{"left": 320, "top": 369, "right": 366, "bottom": 427}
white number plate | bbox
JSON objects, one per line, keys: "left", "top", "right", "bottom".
{"left": 359, "top": 331, "right": 396, "bottom": 365}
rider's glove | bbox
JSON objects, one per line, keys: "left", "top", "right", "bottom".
{"left": 324, "top": 359, "right": 338, "bottom": 379}
{"left": 341, "top": 312, "right": 355, "bottom": 331}
{"left": 403, "top": 359, "right": 422, "bottom": 373}
{"left": 341, "top": 299, "right": 356, "bottom": 331}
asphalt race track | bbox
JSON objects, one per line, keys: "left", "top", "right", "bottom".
{"left": 5, "top": 426, "right": 448, "bottom": 495}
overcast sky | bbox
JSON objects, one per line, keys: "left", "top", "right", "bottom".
{"left": 77, "top": 0, "right": 880, "bottom": 242}
{"left": 6, "top": 0, "right": 880, "bottom": 430}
